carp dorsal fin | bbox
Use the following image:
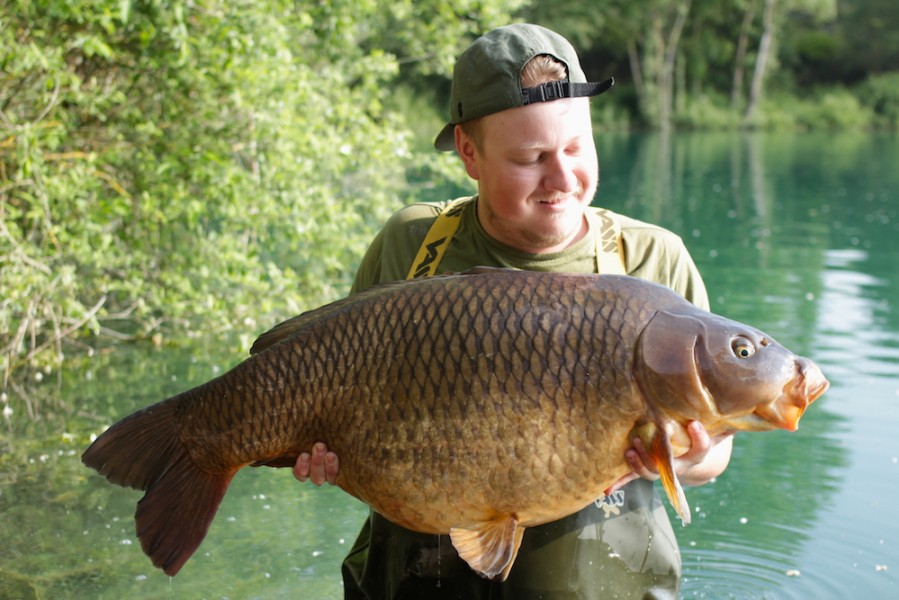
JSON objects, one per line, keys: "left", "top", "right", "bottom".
{"left": 456, "top": 266, "right": 515, "bottom": 275}
{"left": 449, "top": 515, "right": 525, "bottom": 581}
{"left": 249, "top": 281, "right": 410, "bottom": 354}
{"left": 250, "top": 268, "right": 511, "bottom": 355}
{"left": 638, "top": 422, "right": 692, "bottom": 525}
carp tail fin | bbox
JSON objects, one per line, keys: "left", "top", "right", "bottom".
{"left": 136, "top": 453, "right": 235, "bottom": 575}
{"left": 449, "top": 515, "right": 525, "bottom": 581}
{"left": 82, "top": 398, "right": 235, "bottom": 575}
{"left": 82, "top": 400, "right": 183, "bottom": 490}
{"left": 646, "top": 425, "right": 692, "bottom": 525}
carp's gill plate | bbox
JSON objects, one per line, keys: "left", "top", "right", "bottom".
{"left": 82, "top": 268, "right": 829, "bottom": 580}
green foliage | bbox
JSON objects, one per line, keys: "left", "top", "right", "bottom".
{"left": 667, "top": 88, "right": 876, "bottom": 131}
{"left": 795, "top": 89, "right": 874, "bottom": 129}
{"left": 751, "top": 89, "right": 874, "bottom": 130}
{"left": 836, "top": 0, "right": 899, "bottom": 77}
{"left": 591, "top": 99, "right": 633, "bottom": 132}
{"left": 0, "top": 0, "right": 522, "bottom": 387}
{"left": 365, "top": 0, "right": 529, "bottom": 77}
{"left": 858, "top": 72, "right": 899, "bottom": 128}
{"left": 674, "top": 93, "right": 743, "bottom": 130}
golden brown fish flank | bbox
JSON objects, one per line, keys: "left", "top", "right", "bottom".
{"left": 82, "top": 268, "right": 828, "bottom": 580}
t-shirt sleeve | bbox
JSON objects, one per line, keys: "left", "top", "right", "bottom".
{"left": 617, "top": 214, "right": 710, "bottom": 311}
{"left": 350, "top": 203, "right": 443, "bottom": 294}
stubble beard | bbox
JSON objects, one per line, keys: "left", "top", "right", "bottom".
{"left": 484, "top": 191, "right": 590, "bottom": 252}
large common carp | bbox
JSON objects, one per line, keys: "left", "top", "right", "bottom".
{"left": 82, "top": 268, "right": 828, "bottom": 580}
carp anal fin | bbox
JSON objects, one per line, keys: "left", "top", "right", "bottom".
{"left": 648, "top": 426, "right": 692, "bottom": 525}
{"left": 449, "top": 516, "right": 525, "bottom": 581}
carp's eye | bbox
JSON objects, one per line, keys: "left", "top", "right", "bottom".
{"left": 732, "top": 337, "right": 755, "bottom": 359}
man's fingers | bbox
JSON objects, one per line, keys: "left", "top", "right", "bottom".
{"left": 293, "top": 442, "right": 340, "bottom": 486}
{"left": 309, "top": 442, "right": 328, "bottom": 486}
{"left": 325, "top": 451, "right": 339, "bottom": 485}
{"left": 293, "top": 452, "right": 311, "bottom": 482}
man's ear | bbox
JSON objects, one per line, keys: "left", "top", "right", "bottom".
{"left": 455, "top": 125, "right": 480, "bottom": 180}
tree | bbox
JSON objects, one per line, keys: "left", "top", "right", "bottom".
{"left": 837, "top": 0, "right": 899, "bottom": 77}
{"left": 732, "top": 0, "right": 758, "bottom": 108}
{"left": 0, "top": 0, "right": 523, "bottom": 387}
{"left": 745, "top": 0, "right": 777, "bottom": 122}
{"left": 742, "top": 0, "right": 837, "bottom": 122}
{"left": 626, "top": 0, "right": 693, "bottom": 129}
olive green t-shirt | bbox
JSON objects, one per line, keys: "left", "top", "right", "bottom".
{"left": 351, "top": 196, "right": 709, "bottom": 311}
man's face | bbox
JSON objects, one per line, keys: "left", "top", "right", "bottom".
{"left": 456, "top": 97, "right": 598, "bottom": 254}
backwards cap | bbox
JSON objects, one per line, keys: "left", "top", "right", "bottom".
{"left": 434, "top": 23, "right": 613, "bottom": 151}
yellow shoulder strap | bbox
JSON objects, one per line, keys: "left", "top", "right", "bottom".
{"left": 590, "top": 208, "right": 627, "bottom": 275}
{"left": 407, "top": 200, "right": 625, "bottom": 279}
{"left": 406, "top": 197, "right": 472, "bottom": 280}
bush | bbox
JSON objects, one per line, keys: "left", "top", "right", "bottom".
{"left": 673, "top": 93, "right": 742, "bottom": 130}
{"left": 858, "top": 72, "right": 899, "bottom": 129}
{"left": 592, "top": 99, "right": 633, "bottom": 132}
{"left": 794, "top": 89, "right": 874, "bottom": 129}
{"left": 1, "top": 2, "right": 402, "bottom": 367}
{"left": 751, "top": 89, "right": 874, "bottom": 131}
{"left": 0, "top": 0, "right": 522, "bottom": 385}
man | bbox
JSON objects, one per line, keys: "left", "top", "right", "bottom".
{"left": 295, "top": 23, "right": 733, "bottom": 599}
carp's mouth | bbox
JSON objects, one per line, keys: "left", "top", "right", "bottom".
{"left": 731, "top": 356, "right": 830, "bottom": 432}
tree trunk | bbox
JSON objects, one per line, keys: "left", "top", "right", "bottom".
{"left": 630, "top": 0, "right": 692, "bottom": 130}
{"left": 745, "top": 0, "right": 776, "bottom": 122}
{"left": 658, "top": 0, "right": 691, "bottom": 131}
{"left": 627, "top": 38, "right": 645, "bottom": 103}
{"left": 731, "top": 0, "right": 758, "bottom": 109}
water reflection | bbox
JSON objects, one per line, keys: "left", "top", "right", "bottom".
{"left": 597, "top": 130, "right": 898, "bottom": 597}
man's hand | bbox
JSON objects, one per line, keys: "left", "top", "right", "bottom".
{"left": 605, "top": 421, "right": 733, "bottom": 495}
{"left": 293, "top": 442, "right": 340, "bottom": 486}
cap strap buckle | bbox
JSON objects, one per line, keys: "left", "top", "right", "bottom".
{"left": 520, "top": 77, "right": 614, "bottom": 106}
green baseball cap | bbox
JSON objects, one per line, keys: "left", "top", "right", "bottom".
{"left": 434, "top": 23, "right": 614, "bottom": 151}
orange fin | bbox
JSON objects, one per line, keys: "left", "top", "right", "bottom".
{"left": 82, "top": 397, "right": 235, "bottom": 575}
{"left": 449, "top": 516, "right": 524, "bottom": 581}
{"left": 646, "top": 426, "right": 691, "bottom": 525}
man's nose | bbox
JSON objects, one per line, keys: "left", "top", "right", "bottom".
{"left": 543, "top": 153, "right": 578, "bottom": 193}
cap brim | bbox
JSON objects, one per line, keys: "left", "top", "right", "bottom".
{"left": 434, "top": 123, "right": 456, "bottom": 152}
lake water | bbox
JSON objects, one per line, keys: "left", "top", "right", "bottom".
{"left": 1, "top": 131, "right": 897, "bottom": 598}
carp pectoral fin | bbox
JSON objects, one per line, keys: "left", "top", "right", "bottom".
{"left": 449, "top": 516, "right": 524, "bottom": 581}
{"left": 648, "top": 428, "right": 692, "bottom": 525}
